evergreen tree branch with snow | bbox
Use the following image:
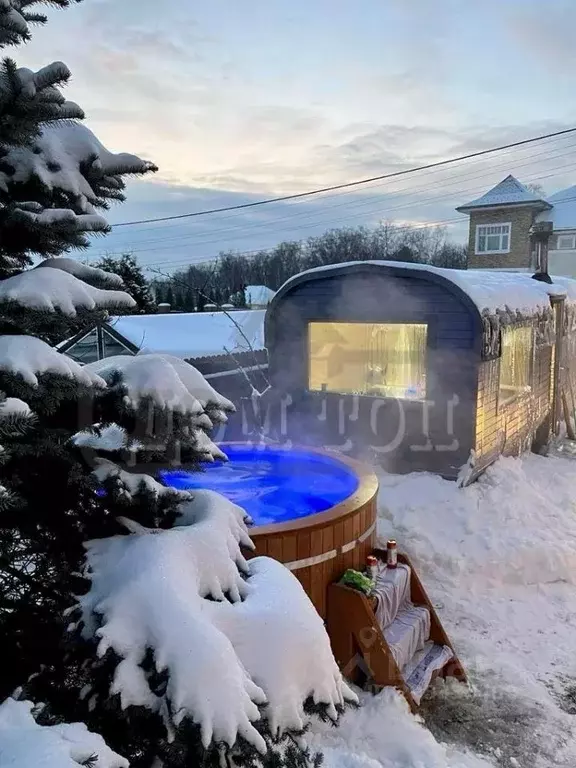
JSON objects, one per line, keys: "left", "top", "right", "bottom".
{"left": 95, "top": 253, "right": 156, "bottom": 313}
{"left": 0, "top": 5, "right": 355, "bottom": 767}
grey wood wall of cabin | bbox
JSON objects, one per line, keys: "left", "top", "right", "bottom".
{"left": 262, "top": 272, "right": 479, "bottom": 479}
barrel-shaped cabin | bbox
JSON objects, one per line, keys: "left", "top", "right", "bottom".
{"left": 260, "top": 261, "right": 576, "bottom": 483}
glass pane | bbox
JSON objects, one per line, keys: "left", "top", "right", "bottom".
{"left": 308, "top": 322, "right": 427, "bottom": 399}
{"left": 486, "top": 234, "right": 501, "bottom": 251}
{"left": 558, "top": 236, "right": 575, "bottom": 250}
{"left": 501, "top": 234, "right": 509, "bottom": 250}
{"left": 478, "top": 235, "right": 486, "bottom": 252}
{"left": 103, "top": 330, "right": 133, "bottom": 358}
{"left": 65, "top": 329, "right": 99, "bottom": 364}
{"left": 499, "top": 326, "right": 532, "bottom": 403}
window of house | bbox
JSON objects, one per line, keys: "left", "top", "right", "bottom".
{"left": 308, "top": 321, "right": 427, "bottom": 400}
{"left": 475, "top": 223, "right": 511, "bottom": 255}
{"left": 556, "top": 234, "right": 576, "bottom": 250}
{"left": 498, "top": 326, "right": 533, "bottom": 404}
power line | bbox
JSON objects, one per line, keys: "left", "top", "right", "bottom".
{"left": 111, "top": 126, "right": 576, "bottom": 228}
{"left": 111, "top": 131, "right": 574, "bottom": 238}
{"left": 143, "top": 184, "right": 576, "bottom": 272}
{"left": 95, "top": 159, "right": 576, "bottom": 267}
{"left": 99, "top": 143, "right": 576, "bottom": 255}
{"left": 145, "top": 217, "right": 466, "bottom": 273}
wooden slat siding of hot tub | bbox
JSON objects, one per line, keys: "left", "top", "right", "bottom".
{"left": 310, "top": 528, "right": 325, "bottom": 616}
{"left": 231, "top": 445, "right": 378, "bottom": 618}
{"left": 318, "top": 525, "right": 336, "bottom": 618}
{"left": 296, "top": 531, "right": 312, "bottom": 596}
{"left": 248, "top": 492, "right": 377, "bottom": 618}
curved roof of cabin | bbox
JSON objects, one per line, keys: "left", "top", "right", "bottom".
{"left": 266, "top": 261, "right": 575, "bottom": 334}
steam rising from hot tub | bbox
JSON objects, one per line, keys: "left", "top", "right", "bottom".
{"left": 236, "top": 269, "right": 468, "bottom": 475}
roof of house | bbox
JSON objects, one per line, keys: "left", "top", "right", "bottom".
{"left": 107, "top": 309, "right": 266, "bottom": 360}
{"left": 245, "top": 285, "right": 275, "bottom": 306}
{"left": 536, "top": 185, "right": 576, "bottom": 231}
{"left": 457, "top": 175, "right": 551, "bottom": 212}
{"left": 271, "top": 261, "right": 576, "bottom": 318}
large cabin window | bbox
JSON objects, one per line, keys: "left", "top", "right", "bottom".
{"left": 308, "top": 321, "right": 427, "bottom": 400}
{"left": 499, "top": 326, "right": 533, "bottom": 404}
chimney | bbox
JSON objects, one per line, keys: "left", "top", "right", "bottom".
{"left": 530, "top": 221, "right": 553, "bottom": 275}
{"left": 157, "top": 303, "right": 171, "bottom": 313}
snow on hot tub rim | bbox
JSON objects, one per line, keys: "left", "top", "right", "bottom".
{"left": 216, "top": 441, "right": 379, "bottom": 537}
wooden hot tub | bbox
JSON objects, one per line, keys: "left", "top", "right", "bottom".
{"left": 247, "top": 450, "right": 379, "bottom": 618}
{"left": 159, "top": 444, "right": 379, "bottom": 619}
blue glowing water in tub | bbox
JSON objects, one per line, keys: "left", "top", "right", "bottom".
{"left": 159, "top": 445, "right": 359, "bottom": 527}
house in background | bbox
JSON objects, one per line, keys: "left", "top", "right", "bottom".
{"left": 244, "top": 285, "right": 276, "bottom": 309}
{"left": 457, "top": 175, "right": 576, "bottom": 277}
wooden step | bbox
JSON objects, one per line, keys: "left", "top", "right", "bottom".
{"left": 383, "top": 604, "right": 431, "bottom": 671}
{"left": 326, "top": 551, "right": 466, "bottom": 712}
{"left": 403, "top": 642, "right": 454, "bottom": 705}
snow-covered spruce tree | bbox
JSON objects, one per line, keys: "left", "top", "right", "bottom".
{"left": 95, "top": 253, "right": 156, "bottom": 313}
{"left": 0, "top": 0, "right": 168, "bottom": 697}
{"left": 0, "top": 4, "right": 356, "bottom": 768}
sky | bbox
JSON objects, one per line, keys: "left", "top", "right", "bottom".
{"left": 20, "top": 0, "right": 576, "bottom": 272}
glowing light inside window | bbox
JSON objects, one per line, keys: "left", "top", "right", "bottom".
{"left": 308, "top": 322, "right": 427, "bottom": 400}
{"left": 499, "top": 326, "right": 533, "bottom": 403}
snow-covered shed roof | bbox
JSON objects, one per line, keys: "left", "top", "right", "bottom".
{"left": 457, "top": 175, "right": 551, "bottom": 213}
{"left": 271, "top": 261, "right": 576, "bottom": 318}
{"left": 245, "top": 285, "right": 275, "bottom": 306}
{"left": 536, "top": 185, "right": 576, "bottom": 231}
{"left": 108, "top": 310, "right": 266, "bottom": 359}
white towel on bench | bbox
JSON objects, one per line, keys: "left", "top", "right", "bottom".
{"left": 383, "top": 604, "right": 431, "bottom": 672}
{"left": 372, "top": 563, "right": 411, "bottom": 629}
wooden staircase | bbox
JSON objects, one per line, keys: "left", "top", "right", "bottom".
{"left": 326, "top": 550, "right": 466, "bottom": 712}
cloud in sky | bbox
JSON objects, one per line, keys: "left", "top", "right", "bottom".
{"left": 18, "top": 0, "right": 576, "bottom": 269}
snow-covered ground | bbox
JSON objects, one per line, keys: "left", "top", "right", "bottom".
{"left": 311, "top": 449, "right": 576, "bottom": 768}
{"left": 5, "top": 446, "right": 576, "bottom": 767}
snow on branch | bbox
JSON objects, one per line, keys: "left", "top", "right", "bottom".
{"left": 10, "top": 205, "right": 108, "bottom": 233}
{"left": 0, "top": 267, "right": 135, "bottom": 315}
{"left": 73, "top": 423, "right": 139, "bottom": 453}
{"left": 192, "top": 426, "right": 227, "bottom": 461}
{"left": 0, "top": 697, "right": 128, "bottom": 768}
{"left": 0, "top": 335, "right": 106, "bottom": 387}
{"left": 92, "top": 457, "right": 191, "bottom": 503}
{"left": 79, "top": 501, "right": 265, "bottom": 752}
{"left": 78, "top": 491, "right": 355, "bottom": 754}
{"left": 211, "top": 557, "right": 357, "bottom": 734}
{"left": 85, "top": 354, "right": 233, "bottom": 420}
{"left": 0, "top": 395, "right": 30, "bottom": 416}
{"left": 155, "top": 354, "right": 235, "bottom": 419}
{"left": 0, "top": 59, "right": 84, "bottom": 148}
{"left": 36, "top": 257, "right": 125, "bottom": 290}
{"left": 0, "top": 121, "right": 156, "bottom": 211}
{"left": 0, "top": 3, "right": 29, "bottom": 46}
{"left": 0, "top": 1, "right": 59, "bottom": 46}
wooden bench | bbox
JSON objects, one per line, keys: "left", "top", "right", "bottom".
{"left": 326, "top": 550, "right": 466, "bottom": 712}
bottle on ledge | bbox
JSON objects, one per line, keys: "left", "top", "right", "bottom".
{"left": 386, "top": 539, "right": 398, "bottom": 569}
{"left": 366, "top": 554, "right": 378, "bottom": 583}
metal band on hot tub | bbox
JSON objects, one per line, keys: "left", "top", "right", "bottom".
{"left": 283, "top": 520, "right": 377, "bottom": 572}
